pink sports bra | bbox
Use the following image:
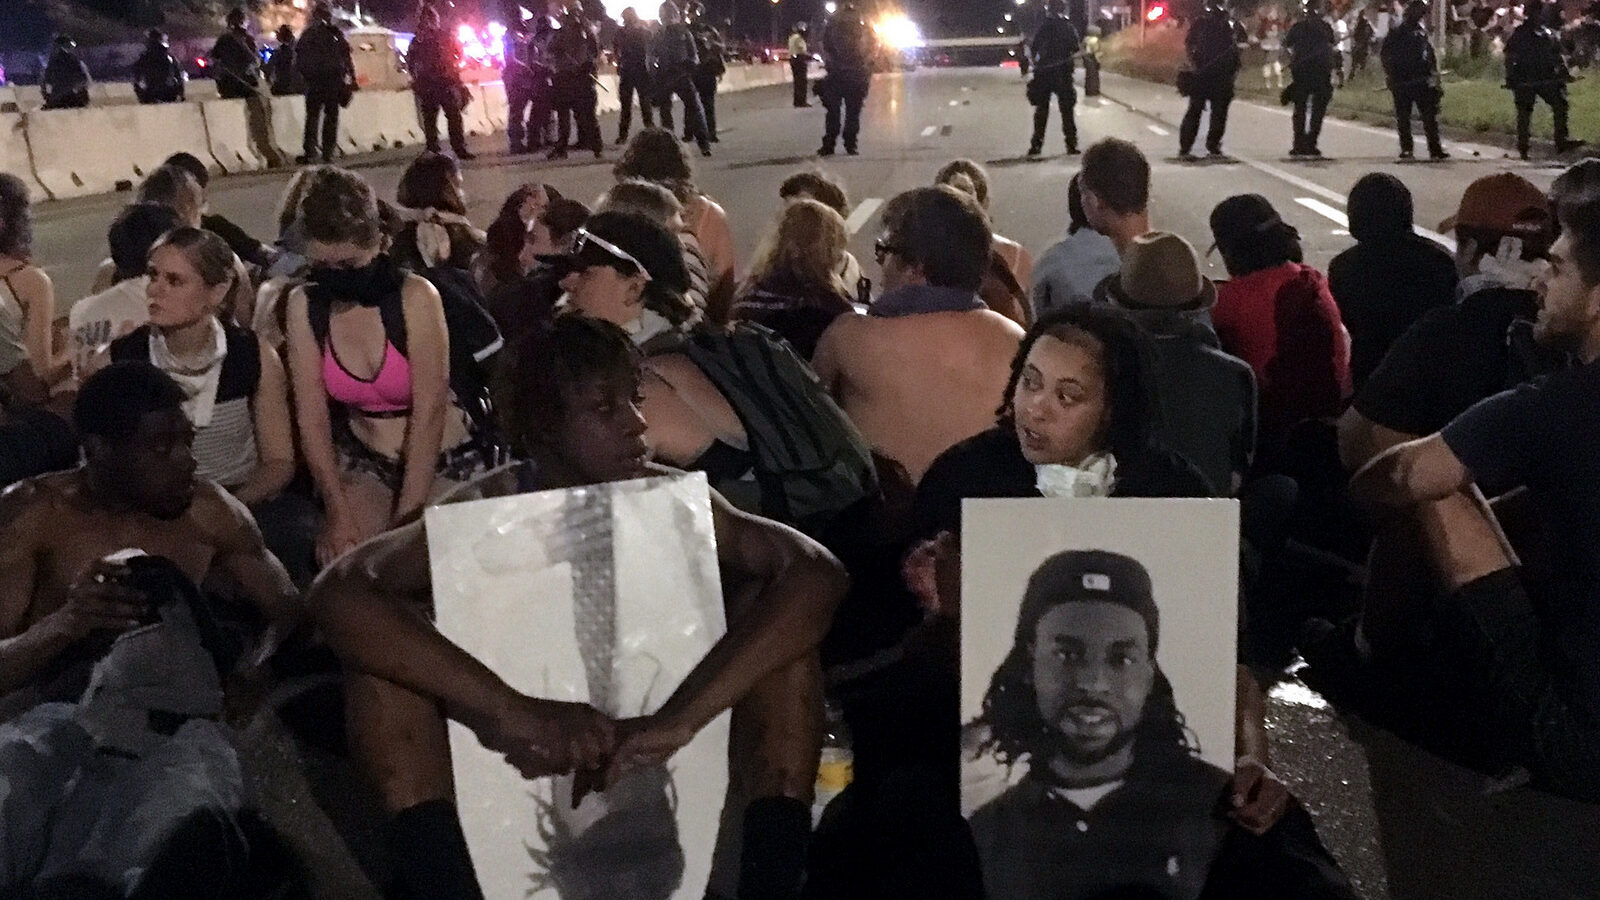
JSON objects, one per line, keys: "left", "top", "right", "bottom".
{"left": 322, "top": 340, "right": 414, "bottom": 415}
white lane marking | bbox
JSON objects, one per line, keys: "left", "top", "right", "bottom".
{"left": 1147, "top": 124, "right": 1170, "bottom": 136}
{"left": 1244, "top": 159, "right": 1455, "bottom": 249}
{"left": 1295, "top": 197, "right": 1349, "bottom": 227}
{"left": 921, "top": 125, "right": 938, "bottom": 137}
{"left": 948, "top": 100, "right": 960, "bottom": 106}
{"left": 845, "top": 198, "right": 883, "bottom": 236}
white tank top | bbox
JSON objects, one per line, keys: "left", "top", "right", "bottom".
{"left": 0, "top": 271, "right": 29, "bottom": 377}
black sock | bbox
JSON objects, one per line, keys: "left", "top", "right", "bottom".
{"left": 386, "top": 799, "right": 485, "bottom": 900}
{"left": 738, "top": 796, "right": 812, "bottom": 900}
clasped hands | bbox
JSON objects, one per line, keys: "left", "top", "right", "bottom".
{"left": 475, "top": 694, "right": 697, "bottom": 806}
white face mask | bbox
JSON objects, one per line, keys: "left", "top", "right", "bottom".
{"left": 1035, "top": 452, "right": 1119, "bottom": 498}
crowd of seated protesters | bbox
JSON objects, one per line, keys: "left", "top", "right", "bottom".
{"left": 2, "top": 130, "right": 1598, "bottom": 900}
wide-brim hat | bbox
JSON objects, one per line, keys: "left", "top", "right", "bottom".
{"left": 1096, "top": 231, "right": 1216, "bottom": 312}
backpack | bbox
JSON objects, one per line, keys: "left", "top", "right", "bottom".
{"left": 308, "top": 266, "right": 504, "bottom": 439}
{"left": 669, "top": 323, "right": 878, "bottom": 536}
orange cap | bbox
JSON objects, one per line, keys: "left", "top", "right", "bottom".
{"left": 1438, "top": 172, "right": 1552, "bottom": 236}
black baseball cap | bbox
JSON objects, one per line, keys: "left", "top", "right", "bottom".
{"left": 538, "top": 210, "right": 690, "bottom": 296}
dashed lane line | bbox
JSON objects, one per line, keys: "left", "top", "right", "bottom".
{"left": 921, "top": 125, "right": 938, "bottom": 137}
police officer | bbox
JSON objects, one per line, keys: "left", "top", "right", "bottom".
{"left": 41, "top": 35, "right": 91, "bottom": 110}
{"left": 614, "top": 6, "right": 655, "bottom": 144}
{"left": 266, "top": 25, "right": 303, "bottom": 96}
{"left": 295, "top": 2, "right": 356, "bottom": 165}
{"left": 686, "top": 3, "right": 726, "bottom": 142}
{"left": 1026, "top": 0, "right": 1082, "bottom": 158}
{"left": 1505, "top": 0, "right": 1584, "bottom": 159}
{"left": 408, "top": 3, "right": 475, "bottom": 160}
{"left": 651, "top": 1, "right": 714, "bottom": 157}
{"left": 528, "top": 15, "right": 557, "bottom": 152}
{"left": 1178, "top": 0, "right": 1240, "bottom": 159}
{"left": 547, "top": 0, "right": 602, "bottom": 160}
{"left": 210, "top": 8, "right": 262, "bottom": 100}
{"left": 1284, "top": 0, "right": 1336, "bottom": 156}
{"left": 1382, "top": 0, "right": 1449, "bottom": 159}
{"left": 818, "top": 1, "right": 874, "bottom": 157}
{"left": 133, "top": 29, "right": 186, "bottom": 104}
{"left": 505, "top": 19, "right": 538, "bottom": 153}
{"left": 789, "top": 23, "right": 813, "bottom": 108}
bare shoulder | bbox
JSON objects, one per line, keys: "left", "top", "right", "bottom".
{"left": 818, "top": 310, "right": 870, "bottom": 347}
{"left": 0, "top": 473, "right": 65, "bottom": 534}
{"left": 401, "top": 272, "right": 442, "bottom": 303}
{"left": 188, "top": 480, "right": 261, "bottom": 549}
{"left": 5, "top": 264, "right": 52, "bottom": 299}
{"left": 645, "top": 351, "right": 707, "bottom": 387}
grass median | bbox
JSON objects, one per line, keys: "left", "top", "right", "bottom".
{"left": 1098, "top": 25, "right": 1600, "bottom": 144}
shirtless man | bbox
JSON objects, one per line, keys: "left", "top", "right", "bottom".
{"left": 308, "top": 315, "right": 848, "bottom": 900}
{"left": 812, "top": 186, "right": 1024, "bottom": 487}
{"left": 0, "top": 361, "right": 301, "bottom": 894}
{"left": 0, "top": 360, "right": 300, "bottom": 708}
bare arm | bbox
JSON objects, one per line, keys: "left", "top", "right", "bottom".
{"left": 393, "top": 276, "right": 452, "bottom": 526}
{"left": 12, "top": 267, "right": 69, "bottom": 387}
{"left": 284, "top": 288, "right": 347, "bottom": 515}
{"left": 233, "top": 336, "right": 297, "bottom": 506}
{"left": 1349, "top": 433, "right": 1472, "bottom": 510}
{"left": 809, "top": 314, "right": 851, "bottom": 397}
{"left": 1335, "top": 405, "right": 1417, "bottom": 473}
{"left": 649, "top": 491, "right": 848, "bottom": 736}
{"left": 205, "top": 482, "right": 303, "bottom": 670}
{"left": 0, "top": 481, "right": 146, "bottom": 695}
{"left": 310, "top": 514, "right": 526, "bottom": 730}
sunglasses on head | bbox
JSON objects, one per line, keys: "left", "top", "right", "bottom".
{"left": 571, "top": 228, "right": 653, "bottom": 281}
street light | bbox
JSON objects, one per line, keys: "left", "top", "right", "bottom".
{"left": 824, "top": 0, "right": 837, "bottom": 12}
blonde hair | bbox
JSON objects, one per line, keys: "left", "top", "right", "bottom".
{"left": 149, "top": 226, "right": 252, "bottom": 321}
{"left": 746, "top": 199, "right": 848, "bottom": 295}
{"left": 276, "top": 167, "right": 316, "bottom": 238}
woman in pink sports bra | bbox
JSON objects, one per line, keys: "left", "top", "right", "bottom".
{"left": 284, "top": 166, "right": 488, "bottom": 567}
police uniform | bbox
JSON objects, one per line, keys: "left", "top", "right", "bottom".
{"left": 1381, "top": 14, "right": 1447, "bottom": 158}
{"left": 1026, "top": 10, "right": 1082, "bottom": 156}
{"left": 819, "top": 8, "right": 873, "bottom": 156}
{"left": 688, "top": 14, "right": 727, "bottom": 141}
{"left": 614, "top": 17, "right": 655, "bottom": 143}
{"left": 548, "top": 10, "right": 602, "bottom": 159}
{"left": 1283, "top": 7, "right": 1337, "bottom": 155}
{"left": 1179, "top": 5, "right": 1241, "bottom": 157}
{"left": 1505, "top": 9, "right": 1581, "bottom": 159}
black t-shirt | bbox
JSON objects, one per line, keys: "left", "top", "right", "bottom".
{"left": 1442, "top": 357, "right": 1600, "bottom": 713}
{"left": 1327, "top": 233, "right": 1458, "bottom": 389}
{"left": 1352, "top": 285, "right": 1545, "bottom": 438}
{"left": 201, "top": 214, "right": 266, "bottom": 269}
{"left": 911, "top": 427, "right": 1215, "bottom": 541}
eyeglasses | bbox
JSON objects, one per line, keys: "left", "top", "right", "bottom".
{"left": 572, "top": 228, "right": 653, "bottom": 281}
{"left": 874, "top": 238, "right": 907, "bottom": 266}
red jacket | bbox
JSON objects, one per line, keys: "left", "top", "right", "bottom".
{"left": 1214, "top": 262, "right": 1352, "bottom": 451}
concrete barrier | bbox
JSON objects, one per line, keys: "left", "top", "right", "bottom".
{"left": 11, "top": 64, "right": 805, "bottom": 203}
{"left": 477, "top": 80, "right": 509, "bottom": 131}
{"left": 270, "top": 93, "right": 309, "bottom": 163}
{"left": 0, "top": 88, "right": 17, "bottom": 114}
{"left": 200, "top": 98, "right": 266, "bottom": 174}
{"left": 0, "top": 113, "right": 37, "bottom": 193}
{"left": 459, "top": 83, "right": 495, "bottom": 137}
{"left": 27, "top": 101, "right": 211, "bottom": 199}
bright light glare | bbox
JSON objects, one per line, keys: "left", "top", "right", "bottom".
{"left": 1146, "top": 4, "right": 1166, "bottom": 19}
{"left": 600, "top": 0, "right": 659, "bottom": 21}
{"left": 825, "top": 0, "right": 837, "bottom": 11}
{"left": 873, "top": 14, "right": 924, "bottom": 49}
{"left": 1004, "top": 12, "right": 1014, "bottom": 20}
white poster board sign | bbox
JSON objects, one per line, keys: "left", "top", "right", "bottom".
{"left": 426, "top": 472, "right": 729, "bottom": 900}
{"left": 961, "top": 498, "right": 1240, "bottom": 899}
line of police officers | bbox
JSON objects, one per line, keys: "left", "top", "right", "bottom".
{"left": 1020, "top": 0, "right": 1586, "bottom": 163}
